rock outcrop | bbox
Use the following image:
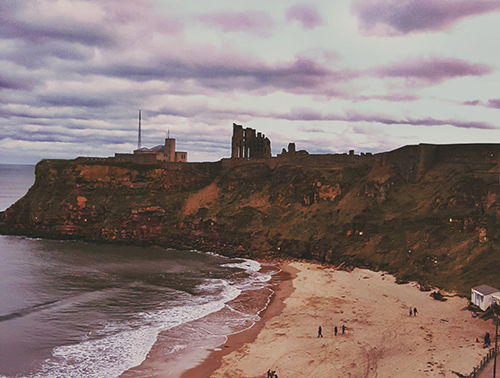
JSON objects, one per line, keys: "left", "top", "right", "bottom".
{"left": 2, "top": 144, "right": 500, "bottom": 295}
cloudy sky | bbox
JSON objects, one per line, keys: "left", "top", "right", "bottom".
{"left": 1, "top": 0, "right": 500, "bottom": 164}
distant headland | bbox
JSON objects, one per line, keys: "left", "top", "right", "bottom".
{"left": 2, "top": 124, "right": 500, "bottom": 295}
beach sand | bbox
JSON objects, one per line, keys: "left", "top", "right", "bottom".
{"left": 201, "top": 261, "right": 495, "bottom": 378}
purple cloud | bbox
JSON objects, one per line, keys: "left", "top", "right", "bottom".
{"left": 488, "top": 99, "right": 500, "bottom": 109}
{"left": 199, "top": 11, "right": 275, "bottom": 37}
{"left": 93, "top": 55, "right": 356, "bottom": 95}
{"left": 354, "top": 93, "right": 420, "bottom": 102}
{"left": 0, "top": 4, "right": 115, "bottom": 48}
{"left": 0, "top": 41, "right": 95, "bottom": 70}
{"left": 286, "top": 4, "right": 324, "bottom": 30}
{"left": 372, "top": 56, "right": 492, "bottom": 84}
{"left": 39, "top": 94, "right": 115, "bottom": 108}
{"left": 352, "top": 0, "right": 500, "bottom": 35}
{"left": 270, "top": 107, "right": 496, "bottom": 130}
{"left": 0, "top": 0, "right": 182, "bottom": 50}
{"left": 0, "top": 73, "right": 39, "bottom": 91}
{"left": 464, "top": 99, "right": 500, "bottom": 109}
{"left": 463, "top": 100, "right": 481, "bottom": 106}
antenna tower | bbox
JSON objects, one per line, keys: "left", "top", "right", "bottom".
{"left": 137, "top": 110, "right": 142, "bottom": 149}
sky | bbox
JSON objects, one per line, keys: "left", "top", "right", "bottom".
{"left": 1, "top": 0, "right": 500, "bottom": 164}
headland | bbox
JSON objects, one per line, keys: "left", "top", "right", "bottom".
{"left": 2, "top": 136, "right": 500, "bottom": 295}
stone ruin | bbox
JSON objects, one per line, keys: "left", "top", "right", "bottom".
{"left": 231, "top": 123, "right": 271, "bottom": 159}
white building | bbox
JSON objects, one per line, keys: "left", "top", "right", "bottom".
{"left": 155, "top": 138, "right": 187, "bottom": 162}
{"left": 116, "top": 137, "right": 187, "bottom": 164}
{"left": 471, "top": 285, "right": 500, "bottom": 311}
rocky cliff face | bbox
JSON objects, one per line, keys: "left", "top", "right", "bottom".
{"left": 2, "top": 146, "right": 500, "bottom": 295}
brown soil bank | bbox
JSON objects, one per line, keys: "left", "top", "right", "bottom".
{"left": 2, "top": 143, "right": 500, "bottom": 295}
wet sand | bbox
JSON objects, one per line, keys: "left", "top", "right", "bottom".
{"left": 178, "top": 262, "right": 298, "bottom": 378}
{"left": 206, "top": 261, "right": 495, "bottom": 378}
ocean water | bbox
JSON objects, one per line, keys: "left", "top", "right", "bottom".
{"left": 0, "top": 164, "right": 35, "bottom": 211}
{"left": 0, "top": 164, "right": 277, "bottom": 378}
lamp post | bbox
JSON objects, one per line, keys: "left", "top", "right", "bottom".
{"left": 494, "top": 304, "right": 499, "bottom": 378}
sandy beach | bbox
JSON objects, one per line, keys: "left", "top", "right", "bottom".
{"left": 199, "top": 261, "right": 495, "bottom": 378}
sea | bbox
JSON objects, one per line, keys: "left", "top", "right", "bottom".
{"left": 0, "top": 164, "right": 278, "bottom": 378}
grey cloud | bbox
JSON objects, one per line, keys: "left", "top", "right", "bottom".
{"left": 0, "top": 2, "right": 353, "bottom": 101}
{"left": 95, "top": 57, "right": 355, "bottom": 95}
{"left": 0, "top": 17, "right": 115, "bottom": 49}
{"left": 487, "top": 99, "right": 500, "bottom": 109}
{"left": 39, "top": 94, "right": 115, "bottom": 109}
{"left": 285, "top": 4, "right": 325, "bottom": 30}
{"left": 199, "top": 10, "right": 275, "bottom": 37}
{"left": 0, "top": 124, "right": 134, "bottom": 146}
{"left": 463, "top": 100, "right": 481, "bottom": 106}
{"left": 3, "top": 41, "right": 96, "bottom": 69}
{"left": 0, "top": 2, "right": 115, "bottom": 48}
{"left": 0, "top": 73, "right": 39, "bottom": 91}
{"left": 353, "top": 93, "right": 420, "bottom": 102}
{"left": 372, "top": 56, "right": 492, "bottom": 84}
{"left": 464, "top": 99, "right": 500, "bottom": 109}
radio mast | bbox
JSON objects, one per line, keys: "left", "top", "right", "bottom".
{"left": 137, "top": 110, "right": 142, "bottom": 149}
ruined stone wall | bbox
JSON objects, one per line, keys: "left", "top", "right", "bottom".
{"left": 231, "top": 123, "right": 271, "bottom": 159}
{"left": 274, "top": 153, "right": 378, "bottom": 169}
{"left": 114, "top": 153, "right": 158, "bottom": 164}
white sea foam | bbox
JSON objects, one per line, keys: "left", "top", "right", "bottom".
{"left": 18, "top": 279, "right": 243, "bottom": 378}
{"left": 169, "top": 344, "right": 187, "bottom": 354}
{"left": 204, "top": 251, "right": 225, "bottom": 258}
{"left": 221, "top": 258, "right": 272, "bottom": 290}
{"left": 196, "top": 278, "right": 243, "bottom": 302}
{"left": 33, "top": 326, "right": 158, "bottom": 378}
{"left": 221, "top": 258, "right": 261, "bottom": 273}
{"left": 196, "top": 278, "right": 228, "bottom": 294}
{"left": 143, "top": 290, "right": 240, "bottom": 331}
{"left": 225, "top": 304, "right": 261, "bottom": 321}
{"left": 9, "top": 254, "right": 275, "bottom": 378}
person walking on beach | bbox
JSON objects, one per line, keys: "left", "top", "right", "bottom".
{"left": 334, "top": 326, "right": 338, "bottom": 336}
{"left": 413, "top": 307, "right": 418, "bottom": 316}
{"left": 318, "top": 326, "right": 323, "bottom": 338}
{"left": 485, "top": 332, "right": 491, "bottom": 346}
{"left": 342, "top": 324, "right": 346, "bottom": 334}
{"left": 409, "top": 307, "right": 412, "bottom": 316}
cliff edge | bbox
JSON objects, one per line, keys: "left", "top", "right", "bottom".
{"left": 2, "top": 144, "right": 500, "bottom": 295}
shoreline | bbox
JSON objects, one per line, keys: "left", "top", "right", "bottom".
{"left": 179, "top": 261, "right": 298, "bottom": 378}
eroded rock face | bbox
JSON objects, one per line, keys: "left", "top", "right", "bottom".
{"left": 2, "top": 147, "right": 500, "bottom": 295}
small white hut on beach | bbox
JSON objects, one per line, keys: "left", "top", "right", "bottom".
{"left": 471, "top": 285, "right": 500, "bottom": 311}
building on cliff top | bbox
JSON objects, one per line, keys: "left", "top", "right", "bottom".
{"left": 278, "top": 142, "right": 309, "bottom": 157}
{"left": 231, "top": 123, "right": 271, "bottom": 159}
{"left": 115, "top": 137, "right": 187, "bottom": 164}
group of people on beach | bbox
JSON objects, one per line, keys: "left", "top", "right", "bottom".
{"left": 317, "top": 324, "right": 346, "bottom": 337}
{"left": 409, "top": 307, "right": 418, "bottom": 316}
{"left": 266, "top": 369, "right": 278, "bottom": 377}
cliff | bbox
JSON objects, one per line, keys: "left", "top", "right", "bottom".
{"left": 2, "top": 144, "right": 500, "bottom": 295}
